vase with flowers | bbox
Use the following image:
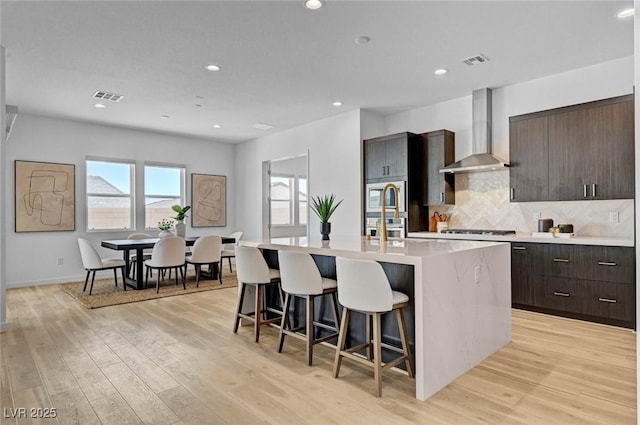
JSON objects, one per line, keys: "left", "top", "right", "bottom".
{"left": 158, "top": 218, "right": 175, "bottom": 238}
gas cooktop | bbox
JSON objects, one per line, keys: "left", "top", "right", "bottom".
{"left": 440, "top": 229, "right": 516, "bottom": 236}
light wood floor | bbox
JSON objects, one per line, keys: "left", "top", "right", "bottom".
{"left": 0, "top": 282, "right": 636, "bottom": 425}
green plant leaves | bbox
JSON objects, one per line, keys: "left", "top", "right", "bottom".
{"left": 310, "top": 194, "right": 343, "bottom": 223}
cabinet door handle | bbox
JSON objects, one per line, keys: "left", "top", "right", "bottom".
{"left": 386, "top": 165, "right": 391, "bottom": 175}
{"left": 440, "top": 192, "right": 444, "bottom": 203}
{"left": 598, "top": 297, "right": 617, "bottom": 303}
{"left": 553, "top": 258, "right": 570, "bottom": 263}
{"left": 512, "top": 246, "right": 527, "bottom": 250}
{"left": 598, "top": 261, "right": 617, "bottom": 266}
{"left": 592, "top": 183, "right": 597, "bottom": 198}
{"left": 583, "top": 184, "right": 588, "bottom": 198}
{"left": 553, "top": 291, "right": 571, "bottom": 297}
{"left": 382, "top": 166, "right": 386, "bottom": 176}
{"left": 510, "top": 188, "right": 515, "bottom": 200}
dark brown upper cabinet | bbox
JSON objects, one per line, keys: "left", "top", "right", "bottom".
{"left": 423, "top": 130, "right": 455, "bottom": 205}
{"left": 509, "top": 94, "right": 634, "bottom": 202}
{"left": 363, "top": 133, "right": 410, "bottom": 182}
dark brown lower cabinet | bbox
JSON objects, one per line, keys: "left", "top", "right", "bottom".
{"left": 512, "top": 242, "right": 635, "bottom": 328}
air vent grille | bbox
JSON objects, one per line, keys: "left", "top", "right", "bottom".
{"left": 251, "top": 122, "right": 275, "bottom": 130}
{"left": 461, "top": 54, "right": 490, "bottom": 66}
{"left": 93, "top": 90, "right": 124, "bottom": 102}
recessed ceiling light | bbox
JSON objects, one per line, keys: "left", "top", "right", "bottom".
{"left": 205, "top": 64, "right": 221, "bottom": 72}
{"left": 617, "top": 8, "right": 634, "bottom": 18}
{"left": 434, "top": 68, "right": 448, "bottom": 76}
{"left": 304, "top": 0, "right": 322, "bottom": 10}
{"left": 332, "top": 101, "right": 343, "bottom": 107}
{"left": 354, "top": 36, "right": 370, "bottom": 45}
{"left": 94, "top": 103, "right": 106, "bottom": 109}
{"left": 212, "top": 124, "right": 221, "bottom": 128}
{"left": 161, "top": 115, "right": 169, "bottom": 119}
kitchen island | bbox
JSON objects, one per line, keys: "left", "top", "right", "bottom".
{"left": 241, "top": 236, "right": 511, "bottom": 401}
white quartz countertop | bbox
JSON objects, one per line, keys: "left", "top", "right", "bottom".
{"left": 407, "top": 231, "right": 634, "bottom": 247}
{"left": 241, "top": 236, "right": 507, "bottom": 265}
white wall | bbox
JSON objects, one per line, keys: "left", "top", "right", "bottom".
{"left": 1, "top": 46, "right": 7, "bottom": 331}
{"left": 5, "top": 114, "right": 235, "bottom": 287}
{"left": 235, "top": 109, "right": 362, "bottom": 241}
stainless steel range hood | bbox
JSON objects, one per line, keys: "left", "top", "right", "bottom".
{"left": 439, "top": 88, "right": 509, "bottom": 173}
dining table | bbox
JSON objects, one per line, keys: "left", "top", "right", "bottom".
{"left": 101, "top": 236, "right": 235, "bottom": 290}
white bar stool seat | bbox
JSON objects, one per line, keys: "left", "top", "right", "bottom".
{"left": 333, "top": 256, "right": 414, "bottom": 397}
{"left": 277, "top": 251, "right": 340, "bottom": 365}
{"left": 233, "top": 246, "right": 283, "bottom": 343}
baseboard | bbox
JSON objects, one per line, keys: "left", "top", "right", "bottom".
{"left": 7, "top": 273, "right": 101, "bottom": 289}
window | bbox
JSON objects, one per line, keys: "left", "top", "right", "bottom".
{"left": 144, "top": 164, "right": 185, "bottom": 229}
{"left": 270, "top": 174, "right": 307, "bottom": 226}
{"left": 86, "top": 159, "right": 134, "bottom": 230}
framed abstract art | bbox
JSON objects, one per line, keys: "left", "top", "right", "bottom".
{"left": 15, "top": 160, "right": 75, "bottom": 232}
{"left": 191, "top": 173, "right": 226, "bottom": 227}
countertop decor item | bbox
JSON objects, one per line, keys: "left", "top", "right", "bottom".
{"left": 310, "top": 193, "right": 343, "bottom": 240}
{"left": 158, "top": 218, "right": 174, "bottom": 238}
{"left": 171, "top": 204, "right": 190, "bottom": 237}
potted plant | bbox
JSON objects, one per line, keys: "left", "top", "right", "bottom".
{"left": 310, "top": 194, "right": 343, "bottom": 240}
{"left": 157, "top": 218, "right": 175, "bottom": 238}
{"left": 171, "top": 204, "right": 191, "bottom": 237}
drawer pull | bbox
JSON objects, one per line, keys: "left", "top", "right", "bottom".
{"left": 553, "top": 291, "right": 571, "bottom": 297}
{"left": 510, "top": 188, "right": 515, "bottom": 200}
{"left": 598, "top": 297, "right": 617, "bottom": 303}
{"left": 553, "top": 258, "right": 570, "bottom": 263}
{"left": 583, "top": 184, "right": 588, "bottom": 198}
{"left": 512, "top": 246, "right": 527, "bottom": 251}
{"left": 597, "top": 261, "right": 617, "bottom": 266}
{"left": 440, "top": 192, "right": 445, "bottom": 203}
{"left": 592, "top": 183, "right": 597, "bottom": 198}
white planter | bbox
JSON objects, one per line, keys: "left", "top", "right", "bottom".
{"left": 175, "top": 221, "right": 186, "bottom": 237}
{"left": 158, "top": 230, "right": 173, "bottom": 238}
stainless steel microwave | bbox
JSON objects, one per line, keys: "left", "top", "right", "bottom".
{"left": 365, "top": 181, "right": 406, "bottom": 213}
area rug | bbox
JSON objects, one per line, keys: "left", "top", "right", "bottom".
{"left": 59, "top": 263, "right": 238, "bottom": 309}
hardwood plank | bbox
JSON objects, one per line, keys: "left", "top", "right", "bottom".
{"left": 100, "top": 362, "right": 179, "bottom": 425}
{"left": 11, "top": 385, "right": 58, "bottom": 425}
{"left": 4, "top": 342, "right": 43, "bottom": 393}
{"left": 89, "top": 393, "right": 143, "bottom": 425}
{"left": 30, "top": 345, "right": 78, "bottom": 396}
{"left": 56, "top": 348, "right": 118, "bottom": 402}
{"left": 110, "top": 343, "right": 180, "bottom": 393}
{"left": 48, "top": 388, "right": 102, "bottom": 425}
{"left": 158, "top": 385, "right": 228, "bottom": 425}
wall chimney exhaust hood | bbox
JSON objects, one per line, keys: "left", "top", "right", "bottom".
{"left": 439, "top": 88, "right": 509, "bottom": 173}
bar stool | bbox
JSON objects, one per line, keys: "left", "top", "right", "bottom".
{"left": 333, "top": 257, "right": 414, "bottom": 397}
{"left": 277, "top": 251, "right": 340, "bottom": 365}
{"left": 233, "top": 246, "right": 283, "bottom": 342}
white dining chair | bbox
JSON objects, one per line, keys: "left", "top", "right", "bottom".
{"left": 144, "top": 236, "right": 186, "bottom": 293}
{"left": 185, "top": 235, "right": 222, "bottom": 287}
{"left": 221, "top": 231, "right": 243, "bottom": 273}
{"left": 128, "top": 232, "right": 152, "bottom": 278}
{"left": 77, "top": 238, "right": 127, "bottom": 295}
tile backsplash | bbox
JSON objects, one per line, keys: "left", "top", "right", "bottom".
{"left": 429, "top": 170, "right": 634, "bottom": 238}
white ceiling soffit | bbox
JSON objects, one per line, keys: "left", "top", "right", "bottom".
{"left": 1, "top": 1, "right": 633, "bottom": 144}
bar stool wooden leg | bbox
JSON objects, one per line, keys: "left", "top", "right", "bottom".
{"left": 366, "top": 314, "right": 373, "bottom": 361}
{"left": 396, "top": 307, "right": 414, "bottom": 378}
{"left": 333, "top": 308, "right": 351, "bottom": 378}
{"left": 233, "top": 283, "right": 247, "bottom": 333}
{"left": 254, "top": 284, "right": 262, "bottom": 343}
{"left": 277, "top": 293, "right": 292, "bottom": 352}
{"left": 306, "top": 295, "right": 315, "bottom": 365}
{"left": 372, "top": 312, "right": 383, "bottom": 397}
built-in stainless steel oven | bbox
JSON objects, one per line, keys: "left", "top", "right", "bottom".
{"left": 365, "top": 181, "right": 406, "bottom": 213}
{"left": 366, "top": 217, "right": 406, "bottom": 239}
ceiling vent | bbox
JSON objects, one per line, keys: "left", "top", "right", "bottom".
{"left": 461, "top": 54, "right": 490, "bottom": 66}
{"left": 93, "top": 90, "right": 124, "bottom": 102}
{"left": 251, "top": 122, "right": 275, "bottom": 130}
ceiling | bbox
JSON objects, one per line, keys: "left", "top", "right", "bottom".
{"left": 1, "top": 1, "right": 634, "bottom": 144}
